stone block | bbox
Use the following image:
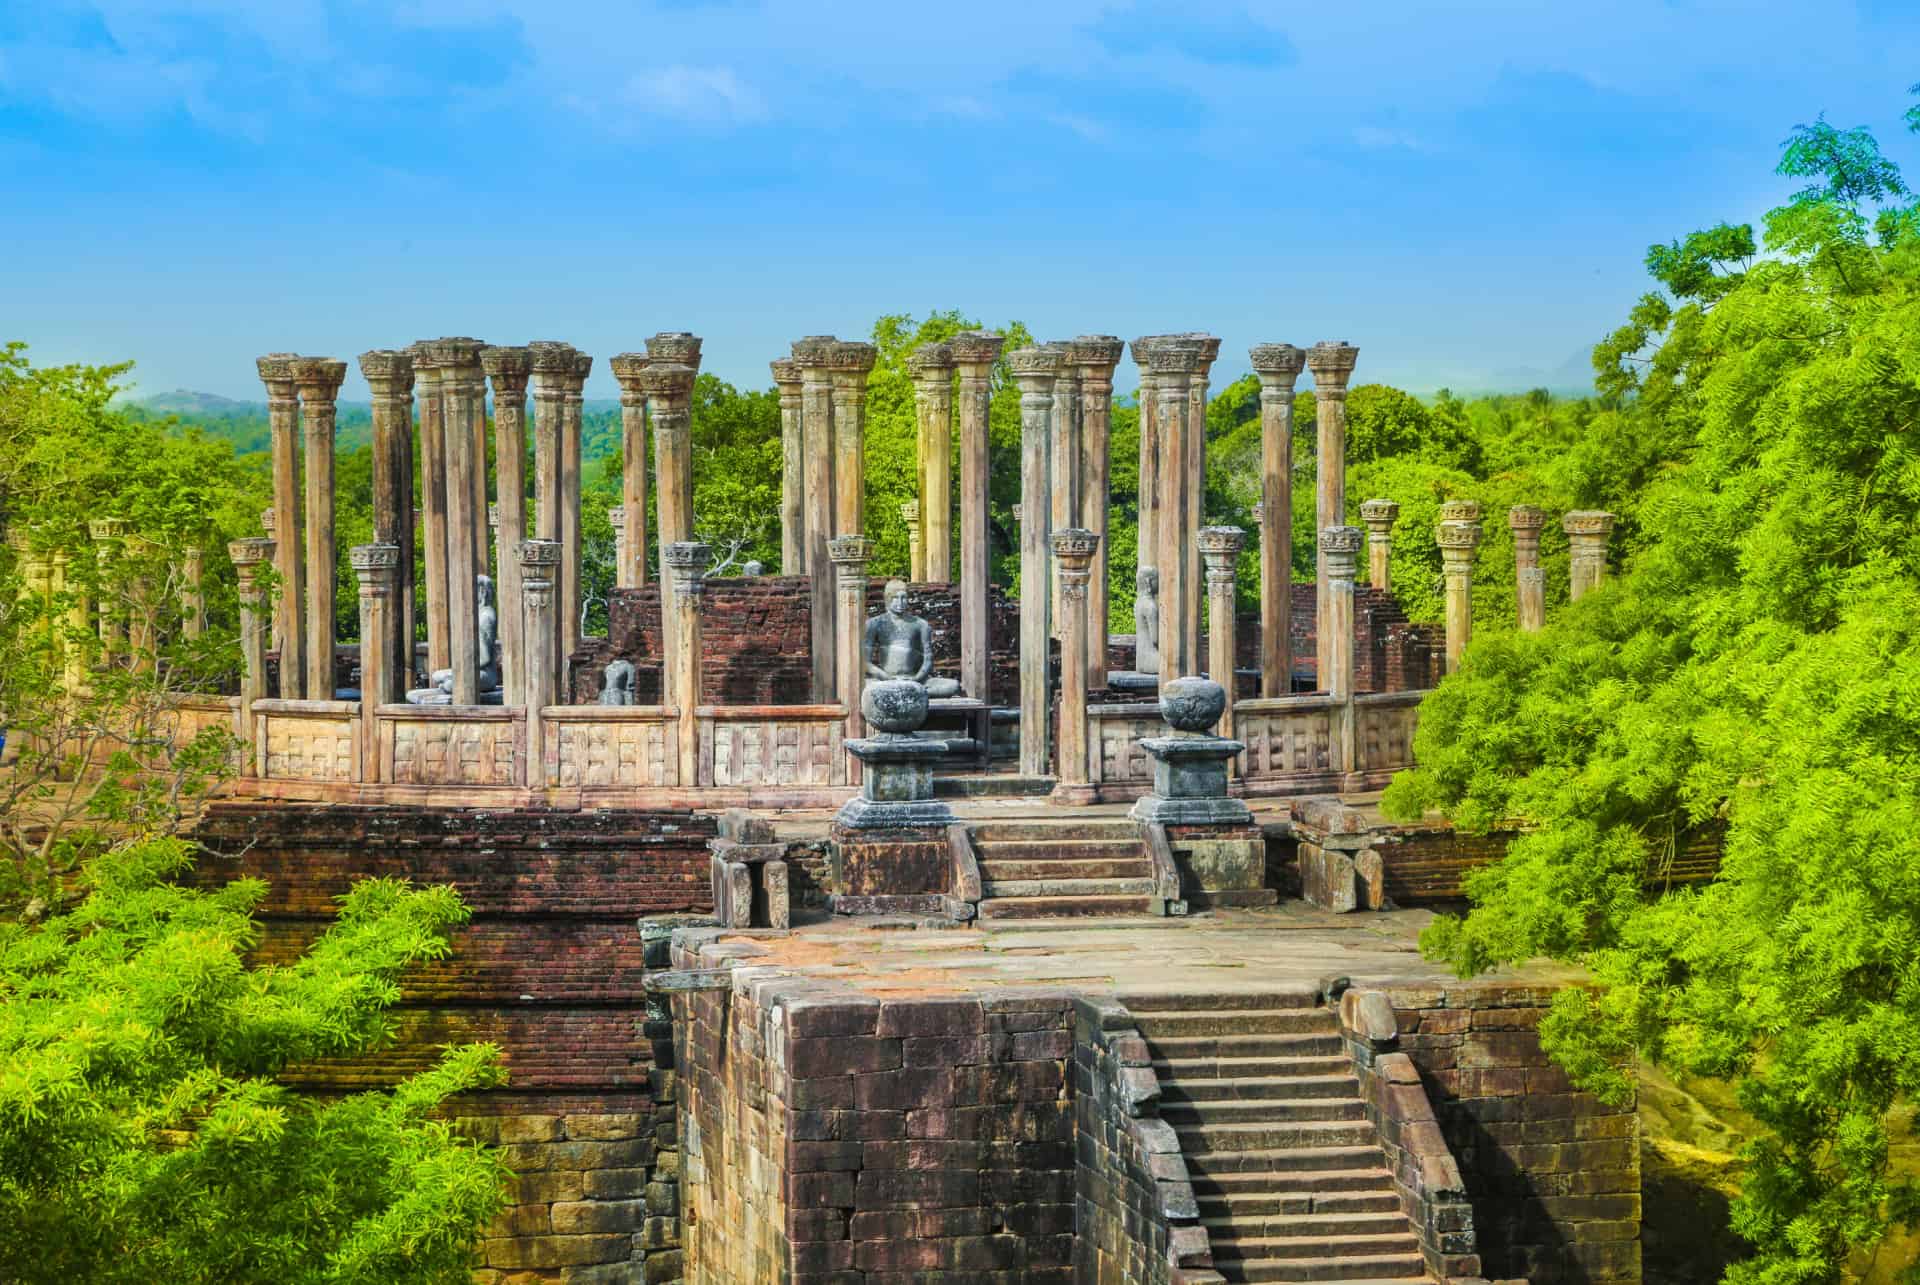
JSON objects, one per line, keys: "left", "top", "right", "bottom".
{"left": 582, "top": 1168, "right": 647, "bottom": 1199}
{"left": 1354, "top": 847, "right": 1385, "bottom": 909}
{"left": 550, "top": 1200, "right": 646, "bottom": 1235}
{"left": 790, "top": 1036, "right": 902, "bottom": 1079}
{"left": 1300, "top": 843, "right": 1358, "bottom": 912}
{"left": 565, "top": 1113, "right": 645, "bottom": 1140}
{"left": 482, "top": 1233, "right": 631, "bottom": 1269}
{"left": 875, "top": 998, "right": 986, "bottom": 1037}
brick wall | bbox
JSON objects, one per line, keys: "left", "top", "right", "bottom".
{"left": 189, "top": 803, "right": 718, "bottom": 1283}
{"left": 1384, "top": 983, "right": 1641, "bottom": 1284}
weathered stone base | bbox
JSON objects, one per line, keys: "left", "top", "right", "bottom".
{"left": 833, "top": 795, "right": 955, "bottom": 829}
{"left": 1164, "top": 824, "right": 1275, "bottom": 909}
{"left": 1129, "top": 794, "right": 1253, "bottom": 826}
{"left": 829, "top": 823, "right": 951, "bottom": 904}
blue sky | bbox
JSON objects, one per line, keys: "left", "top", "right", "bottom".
{"left": 5, "top": 0, "right": 1919, "bottom": 402}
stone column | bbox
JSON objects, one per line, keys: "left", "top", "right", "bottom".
{"left": 256, "top": 354, "right": 306, "bottom": 697}
{"left": 951, "top": 331, "right": 1003, "bottom": 701}
{"left": 1565, "top": 510, "right": 1616, "bottom": 601}
{"left": 520, "top": 539, "right": 561, "bottom": 789}
{"left": 528, "top": 342, "right": 572, "bottom": 692}
{"left": 1046, "top": 342, "right": 1079, "bottom": 634}
{"left": 1185, "top": 335, "right": 1221, "bottom": 669}
{"left": 1250, "top": 343, "right": 1305, "bottom": 698}
{"left": 259, "top": 507, "right": 284, "bottom": 659}
{"left": 908, "top": 342, "right": 956, "bottom": 582}
{"left": 229, "top": 537, "right": 274, "bottom": 762}
{"left": 1130, "top": 338, "right": 1163, "bottom": 637}
{"left": 178, "top": 547, "right": 205, "bottom": 639}
{"left": 350, "top": 544, "right": 399, "bottom": 782}
{"left": 900, "top": 501, "right": 922, "bottom": 582}
{"left": 1199, "top": 526, "right": 1245, "bottom": 749}
{"left": 828, "top": 341, "right": 877, "bottom": 541}
{"left": 482, "top": 348, "right": 531, "bottom": 705}
{"left": 360, "top": 349, "right": 417, "bottom": 691}
{"left": 828, "top": 535, "right": 874, "bottom": 747}
{"left": 55, "top": 549, "right": 87, "bottom": 692}
{"left": 791, "top": 337, "right": 839, "bottom": 701}
{"left": 88, "top": 519, "right": 127, "bottom": 665}
{"left": 1359, "top": 499, "right": 1399, "bottom": 591}
{"left": 1008, "top": 347, "right": 1061, "bottom": 777}
{"left": 459, "top": 340, "right": 490, "bottom": 584}
{"left": 1437, "top": 501, "right": 1483, "bottom": 673}
{"left": 771, "top": 358, "right": 805, "bottom": 573}
{"left": 1071, "top": 337, "right": 1123, "bottom": 689}
{"left": 411, "top": 343, "right": 452, "bottom": 677}
{"left": 562, "top": 350, "right": 594, "bottom": 657}
{"left": 609, "top": 352, "right": 652, "bottom": 590}
{"left": 662, "top": 541, "right": 712, "bottom": 788}
{"left": 1051, "top": 529, "right": 1098, "bottom": 798}
{"left": 645, "top": 332, "right": 703, "bottom": 544}
{"left": 1509, "top": 505, "right": 1547, "bottom": 631}
{"left": 1307, "top": 341, "right": 1360, "bottom": 686}
{"left": 428, "top": 340, "right": 484, "bottom": 706}
{"left": 291, "top": 357, "right": 347, "bottom": 701}
{"left": 1152, "top": 341, "right": 1203, "bottom": 680}
{"left": 1320, "top": 526, "right": 1363, "bottom": 776}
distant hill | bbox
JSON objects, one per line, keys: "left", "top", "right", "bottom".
{"left": 134, "top": 389, "right": 262, "bottom": 417}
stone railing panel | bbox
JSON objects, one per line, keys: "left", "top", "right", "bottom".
{"left": 377, "top": 705, "right": 520, "bottom": 787}
{"left": 695, "top": 705, "right": 845, "bottom": 789}
{"left": 1089, "top": 701, "right": 1166, "bottom": 790}
{"left": 256, "top": 700, "right": 358, "bottom": 782}
{"left": 1356, "top": 691, "right": 1423, "bottom": 776}
{"left": 542, "top": 706, "right": 675, "bottom": 789}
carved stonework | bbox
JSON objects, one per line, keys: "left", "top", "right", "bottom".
{"left": 1436, "top": 521, "right": 1484, "bottom": 554}
{"left": 790, "top": 335, "right": 838, "bottom": 366}
{"left": 1359, "top": 498, "right": 1400, "bottom": 529}
{"left": 1306, "top": 340, "right": 1361, "bottom": 396}
{"left": 907, "top": 342, "right": 955, "bottom": 377}
{"left": 1563, "top": 510, "right": 1617, "bottom": 536}
{"left": 1249, "top": 343, "right": 1308, "bottom": 380}
{"left": 948, "top": 331, "right": 1005, "bottom": 365}
{"left": 1508, "top": 504, "right": 1547, "bottom": 532}
{"left": 644, "top": 332, "right": 702, "bottom": 368}
{"left": 1319, "top": 526, "right": 1363, "bottom": 579}
{"left": 1437, "top": 499, "right": 1483, "bottom": 524}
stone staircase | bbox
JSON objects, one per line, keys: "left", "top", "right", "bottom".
{"left": 970, "top": 818, "right": 1158, "bottom": 920}
{"left": 1125, "top": 991, "right": 1434, "bottom": 1284}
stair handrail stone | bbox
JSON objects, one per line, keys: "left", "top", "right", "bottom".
{"left": 1137, "top": 819, "right": 1188, "bottom": 916}
{"left": 947, "top": 822, "right": 983, "bottom": 919}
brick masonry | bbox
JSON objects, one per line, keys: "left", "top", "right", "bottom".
{"left": 190, "top": 803, "right": 718, "bottom": 1284}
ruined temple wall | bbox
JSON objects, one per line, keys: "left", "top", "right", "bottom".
{"left": 191, "top": 803, "right": 716, "bottom": 1283}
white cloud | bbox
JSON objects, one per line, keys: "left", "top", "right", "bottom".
{"left": 617, "top": 64, "right": 764, "bottom": 124}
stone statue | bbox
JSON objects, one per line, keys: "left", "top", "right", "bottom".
{"left": 864, "top": 579, "right": 961, "bottom": 698}
{"left": 600, "top": 658, "right": 636, "bottom": 705}
{"left": 1134, "top": 568, "right": 1161, "bottom": 675}
{"left": 412, "top": 575, "right": 503, "bottom": 703}
{"left": 742, "top": 560, "right": 764, "bottom": 576}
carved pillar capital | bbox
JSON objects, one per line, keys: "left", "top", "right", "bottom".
{"left": 482, "top": 345, "right": 533, "bottom": 396}
{"left": 1249, "top": 343, "right": 1308, "bottom": 395}
{"left": 1198, "top": 525, "right": 1246, "bottom": 588}
{"left": 1051, "top": 527, "right": 1099, "bottom": 598}
{"left": 645, "top": 331, "right": 703, "bottom": 371}
{"left": 1359, "top": 498, "right": 1400, "bottom": 538}
{"left": 228, "top": 536, "right": 275, "bottom": 579}
{"left": 1319, "top": 525, "right": 1364, "bottom": 583}
{"left": 948, "top": 330, "right": 1005, "bottom": 371}
{"left": 662, "top": 540, "right": 713, "bottom": 599}
{"left": 1437, "top": 519, "right": 1484, "bottom": 568}
{"left": 826, "top": 534, "right": 875, "bottom": 587}
{"left": 358, "top": 349, "right": 415, "bottom": 398}
{"left": 1306, "top": 340, "right": 1360, "bottom": 399}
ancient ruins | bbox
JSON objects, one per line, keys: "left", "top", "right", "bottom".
{"left": 40, "top": 329, "right": 1638, "bottom": 1284}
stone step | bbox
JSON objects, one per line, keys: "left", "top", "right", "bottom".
{"left": 1144, "top": 1033, "right": 1346, "bottom": 1060}
{"left": 976, "top": 894, "right": 1158, "bottom": 920}
{"left": 1122, "top": 990, "right": 1318, "bottom": 1013}
{"left": 1219, "top": 1260, "right": 1428, "bottom": 1284}
{"left": 969, "top": 819, "right": 1140, "bottom": 843}
{"left": 1196, "top": 1189, "right": 1403, "bottom": 1217}
{"left": 1133, "top": 1009, "right": 1338, "bottom": 1038}
{"left": 977, "top": 857, "right": 1150, "bottom": 882}
{"left": 1173, "top": 1119, "right": 1379, "bottom": 1154}
{"left": 1159, "top": 1096, "right": 1367, "bottom": 1125}
{"left": 1154, "top": 1056, "right": 1352, "bottom": 1082}
{"left": 979, "top": 876, "right": 1156, "bottom": 899}
{"left": 1201, "top": 1212, "right": 1414, "bottom": 1242}
{"left": 1187, "top": 1163, "right": 1397, "bottom": 1191}
{"left": 972, "top": 837, "right": 1146, "bottom": 860}
{"left": 1161, "top": 1074, "right": 1360, "bottom": 1103}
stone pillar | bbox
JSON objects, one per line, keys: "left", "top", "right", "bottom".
{"left": 528, "top": 342, "right": 573, "bottom": 693}
{"left": 482, "top": 348, "right": 532, "bottom": 706}
{"left": 793, "top": 337, "right": 839, "bottom": 701}
{"left": 256, "top": 354, "right": 306, "bottom": 697}
{"left": 1307, "top": 341, "right": 1360, "bottom": 686}
{"left": 124, "top": 534, "right": 159, "bottom": 675}
{"left": 828, "top": 535, "right": 875, "bottom": 747}
{"left": 291, "top": 357, "right": 347, "bottom": 702}
{"left": 1250, "top": 344, "right": 1305, "bottom": 698}
{"left": 1051, "top": 529, "right": 1099, "bottom": 799}
{"left": 1071, "top": 337, "right": 1123, "bottom": 689}
{"left": 88, "top": 519, "right": 127, "bottom": 665}
{"left": 951, "top": 330, "right": 1003, "bottom": 702}
{"left": 828, "top": 341, "right": 876, "bottom": 541}
{"left": 1510, "top": 504, "right": 1547, "bottom": 631}
{"left": 1437, "top": 501, "right": 1483, "bottom": 673}
{"left": 908, "top": 342, "right": 956, "bottom": 583}
{"left": 645, "top": 332, "right": 702, "bottom": 547}
{"left": 178, "top": 547, "right": 205, "bottom": 639}
{"left": 259, "top": 507, "right": 284, "bottom": 659}
{"left": 662, "top": 541, "right": 712, "bottom": 788}
{"left": 520, "top": 539, "right": 560, "bottom": 790}
{"left": 1152, "top": 340, "right": 1203, "bottom": 680}
{"left": 429, "top": 341, "right": 484, "bottom": 707}
{"left": 55, "top": 549, "right": 87, "bottom": 692}
{"left": 901, "top": 501, "right": 922, "bottom": 582}
{"left": 1130, "top": 338, "right": 1163, "bottom": 637}
{"left": 1320, "top": 526, "right": 1363, "bottom": 777}
{"left": 351, "top": 544, "right": 399, "bottom": 782}
{"left": 609, "top": 352, "right": 652, "bottom": 590}
{"left": 411, "top": 343, "right": 452, "bottom": 678}
{"left": 229, "top": 537, "right": 274, "bottom": 762}
{"left": 1008, "top": 347, "right": 1061, "bottom": 777}
{"left": 1565, "top": 510, "right": 1616, "bottom": 601}
{"left": 360, "top": 349, "right": 417, "bottom": 692}
{"left": 561, "top": 350, "right": 594, "bottom": 657}
{"left": 1198, "top": 526, "right": 1245, "bottom": 749}
{"left": 1185, "top": 335, "right": 1221, "bottom": 669}
{"left": 460, "top": 341, "right": 491, "bottom": 583}
{"left": 1359, "top": 498, "right": 1399, "bottom": 591}
{"left": 1046, "top": 342, "right": 1079, "bottom": 634}
{"left": 771, "top": 358, "right": 805, "bottom": 573}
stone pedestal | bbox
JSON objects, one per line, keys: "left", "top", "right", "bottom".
{"left": 908, "top": 342, "right": 956, "bottom": 583}
{"left": 1307, "top": 342, "right": 1359, "bottom": 686}
{"left": 1250, "top": 343, "right": 1305, "bottom": 698}
{"left": 609, "top": 352, "right": 652, "bottom": 590}
{"left": 771, "top": 358, "right": 805, "bottom": 573}
{"left": 1050, "top": 529, "right": 1098, "bottom": 802}
{"left": 1437, "top": 502, "right": 1483, "bottom": 674}
{"left": 1509, "top": 504, "right": 1547, "bottom": 631}
{"left": 1130, "top": 677, "right": 1251, "bottom": 827}
{"left": 1008, "top": 347, "right": 1062, "bottom": 777}
{"left": 257, "top": 355, "right": 306, "bottom": 697}
{"left": 1565, "top": 509, "right": 1616, "bottom": 601}
{"left": 951, "top": 331, "right": 1004, "bottom": 704}
{"left": 837, "top": 678, "right": 955, "bottom": 830}
{"left": 1360, "top": 498, "right": 1399, "bottom": 592}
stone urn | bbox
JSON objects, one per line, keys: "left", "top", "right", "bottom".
{"left": 1159, "top": 675, "right": 1227, "bottom": 735}
{"left": 836, "top": 678, "right": 953, "bottom": 830}
{"left": 1130, "top": 676, "right": 1251, "bottom": 826}
{"left": 861, "top": 677, "right": 929, "bottom": 739}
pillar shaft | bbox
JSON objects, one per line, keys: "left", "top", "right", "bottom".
{"left": 178, "top": 547, "right": 205, "bottom": 639}
{"left": 229, "top": 538, "right": 274, "bottom": 765}
{"left": 1051, "top": 529, "right": 1098, "bottom": 793}
{"left": 484, "top": 348, "right": 532, "bottom": 705}
{"left": 1565, "top": 510, "right": 1616, "bottom": 601}
{"left": 430, "top": 342, "right": 485, "bottom": 706}
{"left": 466, "top": 348, "right": 490, "bottom": 587}
{"left": 1320, "top": 526, "right": 1362, "bottom": 776}
{"left": 910, "top": 345, "right": 956, "bottom": 583}
{"left": 520, "top": 539, "right": 560, "bottom": 788}
{"left": 1437, "top": 506, "right": 1483, "bottom": 673}
{"left": 1307, "top": 342, "right": 1359, "bottom": 687}
{"left": 640, "top": 355, "right": 700, "bottom": 705}
{"left": 361, "top": 350, "right": 417, "bottom": 693}
{"left": 1008, "top": 347, "right": 1060, "bottom": 777}
{"left": 1185, "top": 336, "right": 1220, "bottom": 670}
{"left": 257, "top": 356, "right": 306, "bottom": 697}
{"left": 1072, "top": 338, "right": 1123, "bottom": 690}
{"left": 610, "top": 353, "right": 653, "bottom": 590}
{"left": 901, "top": 502, "right": 922, "bottom": 582}
{"left": 1250, "top": 345, "right": 1305, "bottom": 698}
{"left": 351, "top": 544, "right": 399, "bottom": 782}
{"left": 1360, "top": 499, "right": 1399, "bottom": 593}
{"left": 529, "top": 342, "right": 572, "bottom": 696}
{"left": 292, "top": 358, "right": 347, "bottom": 701}
{"left": 794, "top": 337, "right": 839, "bottom": 702}
{"left": 1199, "top": 526, "right": 1245, "bottom": 750}
{"left": 1510, "top": 505, "right": 1547, "bottom": 631}
{"left": 662, "top": 541, "right": 712, "bottom": 787}
{"left": 88, "top": 520, "right": 127, "bottom": 668}
{"left": 1151, "top": 343, "right": 1201, "bottom": 680}
{"left": 828, "top": 535, "right": 875, "bottom": 747}
{"left": 951, "top": 332, "right": 1003, "bottom": 702}
{"left": 829, "top": 341, "right": 876, "bottom": 541}
{"left": 772, "top": 359, "right": 805, "bottom": 573}
{"left": 561, "top": 351, "right": 592, "bottom": 659}
{"left": 1130, "top": 340, "right": 1162, "bottom": 638}
{"left": 413, "top": 349, "right": 453, "bottom": 677}
{"left": 1047, "top": 346, "right": 1079, "bottom": 635}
